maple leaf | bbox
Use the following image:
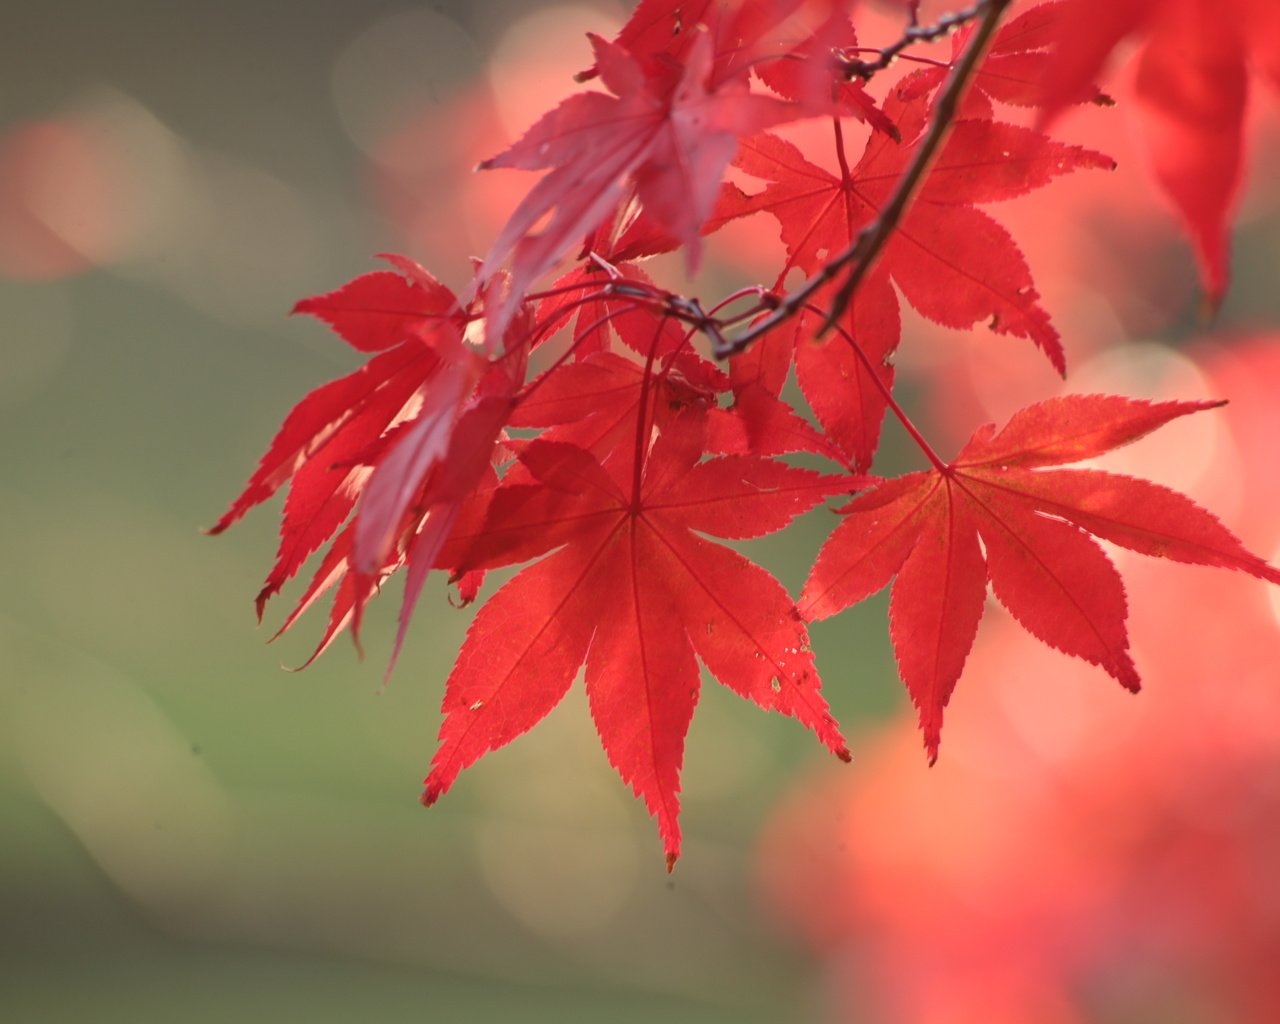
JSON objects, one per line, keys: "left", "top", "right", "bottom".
{"left": 899, "top": 0, "right": 1104, "bottom": 117}
{"left": 752, "top": 11, "right": 894, "bottom": 131}
{"left": 212, "top": 256, "right": 534, "bottom": 671}
{"left": 290, "top": 254, "right": 460, "bottom": 352}
{"left": 605, "top": 0, "right": 718, "bottom": 65}
{"left": 800, "top": 395, "right": 1280, "bottom": 761}
{"left": 1037, "top": 0, "right": 1280, "bottom": 307}
{"left": 209, "top": 257, "right": 459, "bottom": 610}
{"left": 721, "top": 89, "right": 1112, "bottom": 466}
{"left": 588, "top": 0, "right": 821, "bottom": 85}
{"left": 707, "top": 381, "right": 851, "bottom": 462}
{"left": 524, "top": 293, "right": 843, "bottom": 462}
{"left": 476, "top": 29, "right": 795, "bottom": 333}
{"left": 423, "top": 409, "right": 859, "bottom": 867}
{"left": 512, "top": 342, "right": 729, "bottom": 460}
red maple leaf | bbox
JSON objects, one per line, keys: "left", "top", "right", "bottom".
{"left": 900, "top": 0, "right": 1105, "bottom": 117}
{"left": 1037, "top": 0, "right": 1280, "bottom": 306}
{"left": 212, "top": 257, "right": 532, "bottom": 669}
{"left": 423, "top": 407, "right": 859, "bottom": 867}
{"left": 800, "top": 395, "right": 1280, "bottom": 760}
{"left": 476, "top": 28, "right": 795, "bottom": 332}
{"left": 208, "top": 256, "right": 460, "bottom": 608}
{"left": 512, "top": 346, "right": 728, "bottom": 453}
{"left": 752, "top": 11, "right": 892, "bottom": 130}
{"left": 514, "top": 330, "right": 842, "bottom": 463}
{"left": 589, "top": 0, "right": 833, "bottom": 86}
{"left": 720, "top": 87, "right": 1112, "bottom": 466}
{"left": 604, "top": 0, "right": 718, "bottom": 65}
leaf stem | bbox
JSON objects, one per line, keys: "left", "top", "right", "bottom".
{"left": 808, "top": 303, "right": 949, "bottom": 473}
{"left": 832, "top": 116, "right": 853, "bottom": 184}
{"left": 630, "top": 323, "right": 664, "bottom": 511}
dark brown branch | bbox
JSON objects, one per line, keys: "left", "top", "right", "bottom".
{"left": 712, "top": 0, "right": 1013, "bottom": 360}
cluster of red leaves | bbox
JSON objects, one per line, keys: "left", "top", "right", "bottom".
{"left": 216, "top": 0, "right": 1280, "bottom": 864}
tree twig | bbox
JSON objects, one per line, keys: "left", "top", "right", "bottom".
{"left": 840, "top": 0, "right": 987, "bottom": 81}
{"left": 712, "top": 0, "right": 1013, "bottom": 360}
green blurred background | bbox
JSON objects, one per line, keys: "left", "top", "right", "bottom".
{"left": 0, "top": 3, "right": 904, "bottom": 1021}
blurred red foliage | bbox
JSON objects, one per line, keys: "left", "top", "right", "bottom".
{"left": 0, "top": 120, "right": 120, "bottom": 279}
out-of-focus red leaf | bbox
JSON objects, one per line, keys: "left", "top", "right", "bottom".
{"left": 1037, "top": 0, "right": 1280, "bottom": 306}
{"left": 476, "top": 29, "right": 796, "bottom": 333}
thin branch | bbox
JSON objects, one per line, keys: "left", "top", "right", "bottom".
{"left": 839, "top": 0, "right": 986, "bottom": 81}
{"left": 664, "top": 294, "right": 730, "bottom": 355}
{"left": 630, "top": 323, "right": 665, "bottom": 512}
{"left": 712, "top": 0, "right": 1012, "bottom": 360}
{"left": 840, "top": 47, "right": 950, "bottom": 71}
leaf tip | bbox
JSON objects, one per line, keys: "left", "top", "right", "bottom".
{"left": 665, "top": 850, "right": 679, "bottom": 874}
{"left": 1112, "top": 652, "right": 1142, "bottom": 694}
{"left": 795, "top": 587, "right": 825, "bottom": 624}
{"left": 279, "top": 637, "right": 330, "bottom": 672}
{"left": 835, "top": 745, "right": 852, "bottom": 764}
